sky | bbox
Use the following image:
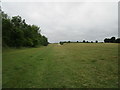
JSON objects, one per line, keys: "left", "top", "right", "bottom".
{"left": 1, "top": 0, "right": 118, "bottom": 43}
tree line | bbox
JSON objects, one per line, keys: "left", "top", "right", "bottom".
{"left": 2, "top": 11, "right": 49, "bottom": 47}
{"left": 59, "top": 40, "right": 99, "bottom": 45}
{"left": 60, "top": 37, "right": 120, "bottom": 45}
{"left": 104, "top": 37, "right": 120, "bottom": 43}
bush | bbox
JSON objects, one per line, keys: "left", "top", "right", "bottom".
{"left": 60, "top": 42, "right": 64, "bottom": 45}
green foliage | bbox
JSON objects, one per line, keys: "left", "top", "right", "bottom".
{"left": 95, "top": 40, "right": 98, "bottom": 43}
{"left": 2, "top": 11, "right": 48, "bottom": 47}
{"left": 60, "top": 41, "right": 64, "bottom": 45}
{"left": 104, "top": 37, "right": 120, "bottom": 43}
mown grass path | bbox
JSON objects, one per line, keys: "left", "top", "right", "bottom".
{"left": 3, "top": 43, "right": 118, "bottom": 88}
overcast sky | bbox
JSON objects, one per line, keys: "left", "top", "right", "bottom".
{"left": 2, "top": 0, "right": 118, "bottom": 43}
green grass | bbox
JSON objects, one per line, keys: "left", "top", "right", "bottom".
{"left": 3, "top": 43, "right": 118, "bottom": 88}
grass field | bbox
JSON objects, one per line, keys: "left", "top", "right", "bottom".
{"left": 2, "top": 43, "right": 118, "bottom": 88}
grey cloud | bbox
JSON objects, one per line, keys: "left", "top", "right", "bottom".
{"left": 2, "top": 2, "right": 118, "bottom": 43}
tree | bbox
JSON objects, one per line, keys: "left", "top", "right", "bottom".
{"left": 83, "top": 40, "right": 85, "bottom": 43}
{"left": 111, "top": 37, "right": 116, "bottom": 43}
{"left": 95, "top": 40, "right": 98, "bottom": 43}
{"left": 2, "top": 18, "right": 12, "bottom": 46}
{"left": 104, "top": 38, "right": 110, "bottom": 43}
{"left": 60, "top": 42, "right": 64, "bottom": 45}
{"left": 2, "top": 11, "right": 48, "bottom": 47}
{"left": 68, "top": 41, "right": 70, "bottom": 43}
{"left": 104, "top": 37, "right": 116, "bottom": 43}
{"left": 116, "top": 38, "right": 120, "bottom": 43}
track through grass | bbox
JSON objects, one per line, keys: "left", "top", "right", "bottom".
{"left": 3, "top": 43, "right": 118, "bottom": 88}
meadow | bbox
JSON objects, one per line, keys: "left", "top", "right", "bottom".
{"left": 2, "top": 43, "right": 118, "bottom": 88}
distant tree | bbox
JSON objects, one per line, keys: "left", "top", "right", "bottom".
{"left": 68, "top": 41, "right": 70, "bottom": 43}
{"left": 83, "top": 40, "right": 85, "bottom": 43}
{"left": 104, "top": 37, "right": 116, "bottom": 43}
{"left": 116, "top": 38, "right": 120, "bottom": 43}
{"left": 111, "top": 37, "right": 116, "bottom": 43}
{"left": 77, "top": 41, "right": 79, "bottom": 43}
{"left": 91, "top": 41, "right": 93, "bottom": 43}
{"left": 95, "top": 40, "right": 98, "bottom": 43}
{"left": 104, "top": 38, "right": 110, "bottom": 43}
{"left": 86, "top": 41, "right": 89, "bottom": 43}
{"left": 60, "top": 42, "right": 64, "bottom": 45}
